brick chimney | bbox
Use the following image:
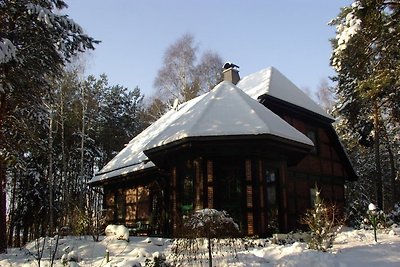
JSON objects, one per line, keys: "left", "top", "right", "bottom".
{"left": 222, "top": 62, "right": 240, "bottom": 85}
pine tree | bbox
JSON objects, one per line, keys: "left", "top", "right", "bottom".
{"left": 330, "top": 0, "right": 400, "bottom": 210}
{"left": 0, "top": 0, "right": 99, "bottom": 252}
{"left": 301, "top": 188, "right": 340, "bottom": 251}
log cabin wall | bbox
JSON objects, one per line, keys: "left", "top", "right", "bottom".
{"left": 256, "top": 160, "right": 288, "bottom": 236}
{"left": 103, "top": 184, "right": 151, "bottom": 228}
{"left": 282, "top": 116, "right": 347, "bottom": 229}
{"left": 257, "top": 98, "right": 349, "bottom": 231}
{"left": 101, "top": 169, "right": 170, "bottom": 234}
{"left": 171, "top": 156, "right": 248, "bottom": 235}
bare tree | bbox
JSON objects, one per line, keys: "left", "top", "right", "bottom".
{"left": 152, "top": 33, "right": 223, "bottom": 119}
{"left": 154, "top": 33, "right": 198, "bottom": 104}
{"left": 315, "top": 79, "right": 335, "bottom": 113}
{"left": 196, "top": 51, "right": 223, "bottom": 95}
{"left": 142, "top": 96, "right": 168, "bottom": 126}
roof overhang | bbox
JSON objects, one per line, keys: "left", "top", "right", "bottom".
{"left": 144, "top": 134, "right": 314, "bottom": 168}
{"left": 258, "top": 94, "right": 335, "bottom": 125}
{"left": 89, "top": 165, "right": 159, "bottom": 187}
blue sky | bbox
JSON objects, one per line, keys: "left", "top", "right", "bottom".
{"left": 66, "top": 0, "right": 352, "bottom": 99}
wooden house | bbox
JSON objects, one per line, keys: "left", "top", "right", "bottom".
{"left": 89, "top": 66, "right": 357, "bottom": 237}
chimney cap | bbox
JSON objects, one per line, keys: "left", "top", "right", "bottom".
{"left": 222, "top": 62, "right": 240, "bottom": 85}
{"left": 223, "top": 62, "right": 239, "bottom": 70}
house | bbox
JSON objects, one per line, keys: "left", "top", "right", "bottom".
{"left": 89, "top": 65, "right": 357, "bottom": 237}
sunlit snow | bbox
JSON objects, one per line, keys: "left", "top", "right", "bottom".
{"left": 1, "top": 227, "right": 399, "bottom": 267}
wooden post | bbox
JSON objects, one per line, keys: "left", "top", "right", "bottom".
{"left": 207, "top": 160, "right": 213, "bottom": 208}
{"left": 105, "top": 249, "right": 109, "bottom": 263}
{"left": 280, "top": 161, "right": 288, "bottom": 232}
{"left": 245, "top": 160, "right": 254, "bottom": 235}
{"left": 258, "top": 160, "right": 265, "bottom": 235}
{"left": 171, "top": 167, "right": 177, "bottom": 233}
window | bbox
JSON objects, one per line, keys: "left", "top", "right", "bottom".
{"left": 181, "top": 160, "right": 195, "bottom": 215}
{"left": 265, "top": 168, "right": 279, "bottom": 234}
{"left": 182, "top": 174, "right": 194, "bottom": 215}
{"left": 114, "top": 189, "right": 126, "bottom": 224}
{"left": 215, "top": 159, "right": 244, "bottom": 228}
{"left": 310, "top": 188, "right": 317, "bottom": 207}
{"left": 306, "top": 129, "right": 318, "bottom": 154}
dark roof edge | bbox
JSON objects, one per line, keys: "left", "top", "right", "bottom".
{"left": 258, "top": 94, "right": 335, "bottom": 124}
{"left": 327, "top": 124, "right": 358, "bottom": 181}
{"left": 88, "top": 166, "right": 158, "bottom": 187}
{"left": 93, "top": 159, "right": 151, "bottom": 177}
{"left": 144, "top": 133, "right": 314, "bottom": 158}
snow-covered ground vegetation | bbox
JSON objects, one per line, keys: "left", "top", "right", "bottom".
{"left": 1, "top": 226, "right": 400, "bottom": 267}
{"left": 300, "top": 189, "right": 342, "bottom": 252}
{"left": 104, "top": 225, "right": 130, "bottom": 242}
{"left": 172, "top": 209, "right": 241, "bottom": 266}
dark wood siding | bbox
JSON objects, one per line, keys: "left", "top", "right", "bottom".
{"left": 267, "top": 107, "right": 348, "bottom": 231}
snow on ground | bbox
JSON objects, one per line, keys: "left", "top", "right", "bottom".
{"left": 1, "top": 226, "right": 400, "bottom": 267}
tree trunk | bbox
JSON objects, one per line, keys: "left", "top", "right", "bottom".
{"left": 60, "top": 91, "right": 68, "bottom": 226}
{"left": 0, "top": 92, "right": 7, "bottom": 253}
{"left": 387, "top": 144, "right": 397, "bottom": 208}
{"left": 48, "top": 107, "right": 54, "bottom": 234}
{"left": 79, "top": 84, "right": 86, "bottom": 211}
{"left": 22, "top": 224, "right": 28, "bottom": 246}
{"left": 373, "top": 104, "right": 383, "bottom": 210}
{"left": 7, "top": 169, "right": 18, "bottom": 247}
{"left": 14, "top": 224, "right": 20, "bottom": 248}
{"left": 208, "top": 236, "right": 212, "bottom": 267}
{"left": 0, "top": 158, "right": 7, "bottom": 253}
{"left": 381, "top": 119, "right": 397, "bottom": 210}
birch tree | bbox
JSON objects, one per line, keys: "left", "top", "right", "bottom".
{"left": 151, "top": 33, "right": 223, "bottom": 119}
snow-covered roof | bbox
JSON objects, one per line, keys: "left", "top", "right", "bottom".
{"left": 91, "top": 80, "right": 313, "bottom": 184}
{"left": 144, "top": 81, "right": 313, "bottom": 150}
{"left": 91, "top": 94, "right": 207, "bottom": 184}
{"left": 91, "top": 67, "right": 327, "bottom": 184}
{"left": 237, "top": 67, "right": 334, "bottom": 120}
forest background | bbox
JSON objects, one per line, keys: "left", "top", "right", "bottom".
{"left": 0, "top": 0, "right": 399, "bottom": 254}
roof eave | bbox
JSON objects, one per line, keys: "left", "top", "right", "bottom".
{"left": 89, "top": 165, "right": 159, "bottom": 187}
{"left": 258, "top": 94, "right": 335, "bottom": 124}
{"left": 144, "top": 134, "right": 314, "bottom": 166}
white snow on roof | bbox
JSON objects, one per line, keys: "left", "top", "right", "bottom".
{"left": 91, "top": 67, "right": 322, "bottom": 183}
{"left": 144, "top": 81, "right": 313, "bottom": 150}
{"left": 90, "top": 94, "right": 207, "bottom": 184}
{"left": 237, "top": 67, "right": 334, "bottom": 120}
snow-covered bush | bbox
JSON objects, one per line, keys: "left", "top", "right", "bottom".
{"left": 171, "top": 209, "right": 241, "bottom": 267}
{"left": 345, "top": 196, "right": 371, "bottom": 229}
{"left": 241, "top": 237, "right": 268, "bottom": 249}
{"left": 69, "top": 206, "right": 105, "bottom": 241}
{"left": 61, "top": 249, "right": 81, "bottom": 266}
{"left": 300, "top": 189, "right": 342, "bottom": 251}
{"left": 271, "top": 231, "right": 310, "bottom": 245}
{"left": 181, "top": 208, "right": 240, "bottom": 239}
{"left": 144, "top": 252, "right": 171, "bottom": 267}
{"left": 387, "top": 203, "right": 400, "bottom": 225}
{"left": 105, "top": 225, "right": 129, "bottom": 241}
